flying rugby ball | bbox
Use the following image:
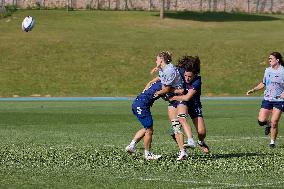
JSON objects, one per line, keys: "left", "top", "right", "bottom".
{"left": 22, "top": 16, "right": 35, "bottom": 32}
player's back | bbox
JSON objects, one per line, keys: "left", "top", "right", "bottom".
{"left": 135, "top": 80, "right": 162, "bottom": 106}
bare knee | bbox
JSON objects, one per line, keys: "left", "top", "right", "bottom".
{"left": 145, "top": 128, "right": 153, "bottom": 135}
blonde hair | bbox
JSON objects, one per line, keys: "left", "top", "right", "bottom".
{"left": 158, "top": 51, "right": 172, "bottom": 64}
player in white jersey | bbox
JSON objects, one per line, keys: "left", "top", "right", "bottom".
{"left": 125, "top": 51, "right": 184, "bottom": 159}
{"left": 246, "top": 52, "right": 284, "bottom": 148}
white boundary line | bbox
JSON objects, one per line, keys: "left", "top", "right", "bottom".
{"left": 114, "top": 175, "right": 284, "bottom": 188}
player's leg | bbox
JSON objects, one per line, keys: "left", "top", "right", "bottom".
{"left": 258, "top": 108, "right": 272, "bottom": 135}
{"left": 125, "top": 128, "right": 145, "bottom": 155}
{"left": 258, "top": 100, "right": 272, "bottom": 135}
{"left": 190, "top": 106, "right": 209, "bottom": 153}
{"left": 137, "top": 116, "right": 161, "bottom": 160}
{"left": 168, "top": 105, "right": 178, "bottom": 143}
{"left": 177, "top": 104, "right": 195, "bottom": 148}
{"left": 269, "top": 107, "right": 282, "bottom": 148}
{"left": 192, "top": 116, "right": 209, "bottom": 153}
{"left": 168, "top": 105, "right": 187, "bottom": 160}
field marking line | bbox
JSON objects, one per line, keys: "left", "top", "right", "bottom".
{"left": 114, "top": 175, "right": 284, "bottom": 188}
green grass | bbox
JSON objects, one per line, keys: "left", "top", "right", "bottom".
{"left": 1, "top": 10, "right": 284, "bottom": 97}
{"left": 1, "top": 100, "right": 284, "bottom": 188}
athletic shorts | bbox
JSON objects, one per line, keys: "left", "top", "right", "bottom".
{"left": 261, "top": 100, "right": 284, "bottom": 112}
{"left": 132, "top": 100, "right": 153, "bottom": 128}
{"left": 168, "top": 101, "right": 203, "bottom": 119}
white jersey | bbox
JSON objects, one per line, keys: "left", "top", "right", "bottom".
{"left": 263, "top": 65, "right": 284, "bottom": 101}
{"left": 158, "top": 63, "right": 182, "bottom": 88}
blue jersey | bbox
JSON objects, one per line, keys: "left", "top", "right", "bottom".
{"left": 136, "top": 80, "right": 162, "bottom": 106}
{"left": 263, "top": 66, "right": 284, "bottom": 101}
{"left": 132, "top": 80, "right": 162, "bottom": 118}
{"left": 184, "top": 75, "right": 202, "bottom": 107}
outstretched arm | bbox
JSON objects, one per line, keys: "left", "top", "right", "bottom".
{"left": 246, "top": 82, "right": 265, "bottom": 95}
{"left": 143, "top": 77, "right": 160, "bottom": 92}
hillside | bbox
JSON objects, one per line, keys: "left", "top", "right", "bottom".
{"left": 1, "top": 10, "right": 284, "bottom": 97}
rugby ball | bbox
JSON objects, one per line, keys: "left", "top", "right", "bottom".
{"left": 22, "top": 16, "right": 35, "bottom": 32}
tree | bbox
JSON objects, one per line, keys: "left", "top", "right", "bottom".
{"left": 160, "top": 0, "right": 164, "bottom": 19}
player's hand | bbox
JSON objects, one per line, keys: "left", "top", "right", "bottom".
{"left": 246, "top": 89, "right": 254, "bottom": 96}
{"left": 280, "top": 93, "right": 284, "bottom": 99}
{"left": 150, "top": 67, "right": 159, "bottom": 75}
{"left": 153, "top": 92, "right": 159, "bottom": 98}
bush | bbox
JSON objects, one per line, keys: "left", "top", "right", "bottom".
{"left": 0, "top": 5, "right": 17, "bottom": 18}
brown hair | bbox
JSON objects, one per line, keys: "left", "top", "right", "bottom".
{"left": 177, "top": 55, "right": 200, "bottom": 75}
{"left": 270, "top": 52, "right": 284, "bottom": 66}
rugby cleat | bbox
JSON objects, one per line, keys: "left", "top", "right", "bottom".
{"left": 265, "top": 126, "right": 271, "bottom": 135}
{"left": 176, "top": 151, "right": 188, "bottom": 161}
{"left": 145, "top": 152, "right": 161, "bottom": 160}
{"left": 198, "top": 141, "right": 210, "bottom": 154}
{"left": 125, "top": 145, "right": 136, "bottom": 156}
{"left": 269, "top": 143, "right": 276, "bottom": 148}
{"left": 183, "top": 140, "right": 196, "bottom": 149}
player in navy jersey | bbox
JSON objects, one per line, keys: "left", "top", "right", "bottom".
{"left": 125, "top": 51, "right": 183, "bottom": 160}
{"left": 246, "top": 52, "right": 284, "bottom": 148}
{"left": 170, "top": 56, "right": 209, "bottom": 154}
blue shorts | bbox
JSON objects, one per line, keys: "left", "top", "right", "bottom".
{"left": 187, "top": 105, "right": 203, "bottom": 119}
{"left": 132, "top": 100, "right": 153, "bottom": 128}
{"left": 168, "top": 100, "right": 186, "bottom": 108}
{"left": 168, "top": 101, "right": 203, "bottom": 119}
{"left": 261, "top": 100, "right": 284, "bottom": 111}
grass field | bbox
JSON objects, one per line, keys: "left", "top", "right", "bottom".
{"left": 1, "top": 99, "right": 284, "bottom": 188}
{"left": 1, "top": 10, "right": 284, "bottom": 97}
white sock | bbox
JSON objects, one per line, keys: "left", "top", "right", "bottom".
{"left": 188, "top": 138, "right": 195, "bottom": 144}
{"left": 270, "top": 139, "right": 275, "bottom": 144}
{"left": 130, "top": 140, "right": 136, "bottom": 147}
{"left": 145, "top": 150, "right": 150, "bottom": 156}
{"left": 198, "top": 140, "right": 204, "bottom": 145}
{"left": 180, "top": 149, "right": 186, "bottom": 155}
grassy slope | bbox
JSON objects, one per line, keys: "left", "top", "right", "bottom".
{"left": 0, "top": 100, "right": 284, "bottom": 188}
{"left": 1, "top": 10, "right": 284, "bottom": 97}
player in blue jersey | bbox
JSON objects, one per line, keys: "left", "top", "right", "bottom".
{"left": 170, "top": 56, "right": 209, "bottom": 154}
{"left": 246, "top": 52, "right": 284, "bottom": 148}
{"left": 125, "top": 51, "right": 184, "bottom": 160}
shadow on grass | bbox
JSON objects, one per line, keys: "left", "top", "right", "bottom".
{"left": 156, "top": 11, "right": 281, "bottom": 22}
{"left": 194, "top": 152, "right": 267, "bottom": 159}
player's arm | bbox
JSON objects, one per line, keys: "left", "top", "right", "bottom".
{"left": 154, "top": 85, "right": 171, "bottom": 97}
{"left": 173, "top": 88, "right": 184, "bottom": 94}
{"left": 171, "top": 89, "right": 197, "bottom": 101}
{"left": 143, "top": 77, "right": 160, "bottom": 92}
{"left": 150, "top": 67, "right": 159, "bottom": 75}
{"left": 246, "top": 82, "right": 265, "bottom": 95}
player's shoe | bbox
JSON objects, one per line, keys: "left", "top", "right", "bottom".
{"left": 198, "top": 141, "right": 210, "bottom": 154}
{"left": 269, "top": 143, "right": 276, "bottom": 148}
{"left": 265, "top": 126, "right": 271, "bottom": 135}
{"left": 183, "top": 139, "right": 196, "bottom": 149}
{"left": 176, "top": 151, "right": 188, "bottom": 161}
{"left": 125, "top": 145, "right": 136, "bottom": 156}
{"left": 145, "top": 152, "right": 161, "bottom": 160}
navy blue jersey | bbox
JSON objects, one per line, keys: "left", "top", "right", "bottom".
{"left": 177, "top": 67, "right": 185, "bottom": 83}
{"left": 136, "top": 80, "right": 162, "bottom": 106}
{"left": 132, "top": 80, "right": 162, "bottom": 118}
{"left": 184, "top": 75, "right": 202, "bottom": 107}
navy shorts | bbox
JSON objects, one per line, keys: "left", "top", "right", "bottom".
{"left": 132, "top": 100, "right": 153, "bottom": 128}
{"left": 187, "top": 105, "right": 203, "bottom": 119}
{"left": 168, "top": 101, "right": 203, "bottom": 119}
{"left": 261, "top": 100, "right": 284, "bottom": 112}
